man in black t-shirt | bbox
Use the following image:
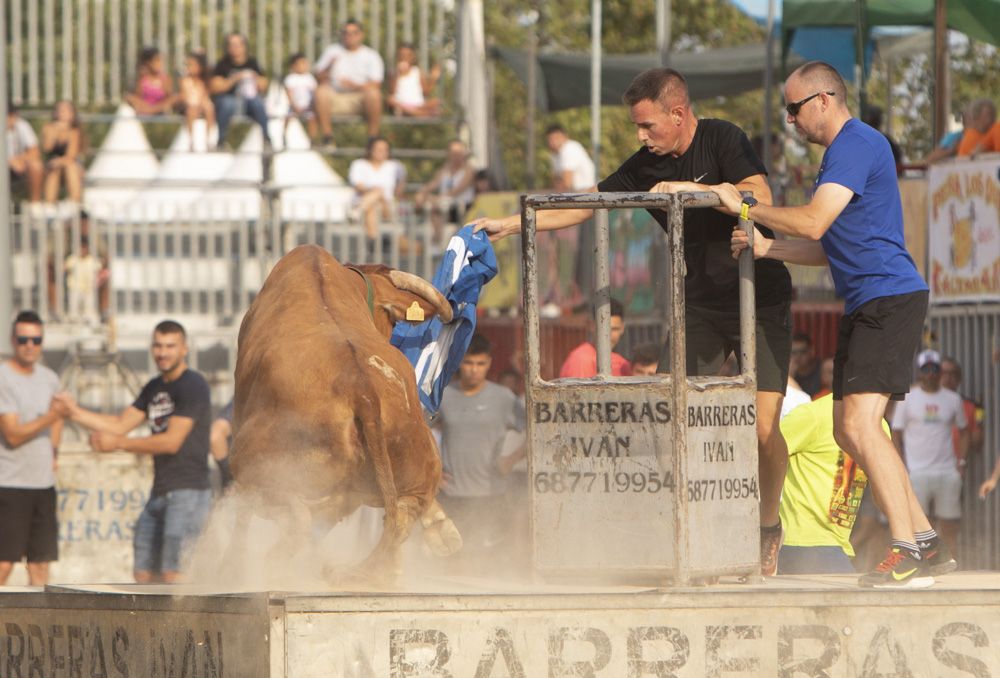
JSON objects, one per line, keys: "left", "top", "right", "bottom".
{"left": 64, "top": 320, "right": 213, "bottom": 583}
{"left": 476, "top": 68, "right": 792, "bottom": 576}
{"left": 209, "top": 33, "right": 271, "bottom": 149}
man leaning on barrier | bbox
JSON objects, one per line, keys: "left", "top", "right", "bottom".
{"left": 719, "top": 61, "right": 948, "bottom": 589}
{"left": 475, "top": 67, "right": 794, "bottom": 577}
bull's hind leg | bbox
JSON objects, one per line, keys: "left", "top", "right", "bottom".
{"left": 421, "top": 498, "right": 463, "bottom": 557}
{"left": 353, "top": 495, "right": 425, "bottom": 587}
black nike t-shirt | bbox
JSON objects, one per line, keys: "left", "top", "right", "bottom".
{"left": 598, "top": 118, "right": 792, "bottom": 311}
{"left": 133, "top": 369, "right": 212, "bottom": 495}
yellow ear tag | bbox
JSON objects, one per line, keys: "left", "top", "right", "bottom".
{"left": 406, "top": 302, "right": 425, "bottom": 322}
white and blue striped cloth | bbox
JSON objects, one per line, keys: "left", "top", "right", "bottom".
{"left": 390, "top": 225, "right": 498, "bottom": 414}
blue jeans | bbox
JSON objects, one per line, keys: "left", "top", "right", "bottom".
{"left": 133, "top": 488, "right": 212, "bottom": 575}
{"left": 777, "top": 545, "right": 856, "bottom": 575}
{"left": 214, "top": 94, "right": 270, "bottom": 145}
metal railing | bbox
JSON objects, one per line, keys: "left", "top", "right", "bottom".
{"left": 10, "top": 195, "right": 440, "bottom": 327}
{"left": 6, "top": 0, "right": 451, "bottom": 107}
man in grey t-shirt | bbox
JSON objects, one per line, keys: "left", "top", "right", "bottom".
{"left": 0, "top": 311, "right": 70, "bottom": 585}
{"left": 437, "top": 334, "right": 525, "bottom": 574}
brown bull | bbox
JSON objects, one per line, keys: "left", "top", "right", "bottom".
{"left": 229, "top": 244, "right": 461, "bottom": 582}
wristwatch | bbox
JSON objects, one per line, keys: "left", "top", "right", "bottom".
{"left": 740, "top": 196, "right": 758, "bottom": 220}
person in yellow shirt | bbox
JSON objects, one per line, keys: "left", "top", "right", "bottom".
{"left": 778, "top": 394, "right": 876, "bottom": 574}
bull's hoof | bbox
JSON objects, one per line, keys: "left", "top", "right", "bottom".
{"left": 423, "top": 516, "right": 463, "bottom": 557}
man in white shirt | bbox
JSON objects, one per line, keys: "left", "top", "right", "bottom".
{"left": 313, "top": 19, "right": 385, "bottom": 140}
{"left": 891, "top": 349, "right": 968, "bottom": 560}
{"left": 545, "top": 125, "right": 596, "bottom": 192}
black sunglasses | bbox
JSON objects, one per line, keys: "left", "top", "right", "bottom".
{"left": 15, "top": 336, "right": 43, "bottom": 346}
{"left": 785, "top": 91, "right": 835, "bottom": 117}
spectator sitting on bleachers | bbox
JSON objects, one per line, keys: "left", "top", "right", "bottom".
{"left": 210, "top": 33, "right": 271, "bottom": 150}
{"left": 387, "top": 42, "right": 442, "bottom": 117}
{"left": 7, "top": 103, "right": 43, "bottom": 203}
{"left": 414, "top": 139, "right": 476, "bottom": 245}
{"left": 314, "top": 19, "right": 385, "bottom": 142}
{"left": 925, "top": 107, "right": 968, "bottom": 165}
{"left": 124, "top": 47, "right": 178, "bottom": 116}
{"left": 40, "top": 100, "right": 85, "bottom": 203}
{"left": 957, "top": 99, "right": 998, "bottom": 157}
{"left": 348, "top": 136, "right": 405, "bottom": 242}
{"left": 283, "top": 52, "right": 318, "bottom": 146}
{"left": 178, "top": 50, "right": 216, "bottom": 151}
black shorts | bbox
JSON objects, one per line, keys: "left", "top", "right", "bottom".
{"left": 833, "top": 290, "right": 928, "bottom": 401}
{"left": 680, "top": 301, "right": 792, "bottom": 393}
{"left": 0, "top": 487, "right": 59, "bottom": 563}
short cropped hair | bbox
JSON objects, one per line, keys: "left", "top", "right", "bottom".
{"left": 792, "top": 331, "right": 812, "bottom": 346}
{"left": 791, "top": 61, "right": 848, "bottom": 102}
{"left": 466, "top": 333, "right": 491, "bottom": 356}
{"left": 631, "top": 343, "right": 661, "bottom": 367}
{"left": 12, "top": 310, "right": 43, "bottom": 334}
{"left": 154, "top": 319, "right": 187, "bottom": 338}
{"left": 545, "top": 124, "right": 566, "bottom": 136}
{"left": 622, "top": 68, "right": 689, "bottom": 109}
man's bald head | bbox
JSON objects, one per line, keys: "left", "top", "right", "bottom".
{"left": 789, "top": 61, "right": 848, "bottom": 104}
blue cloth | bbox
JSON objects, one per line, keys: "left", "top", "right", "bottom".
{"left": 816, "top": 118, "right": 927, "bottom": 314}
{"left": 391, "top": 225, "right": 498, "bottom": 414}
{"left": 939, "top": 130, "right": 963, "bottom": 150}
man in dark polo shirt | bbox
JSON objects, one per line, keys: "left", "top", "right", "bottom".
{"left": 63, "top": 320, "right": 212, "bottom": 583}
{"left": 477, "top": 68, "right": 793, "bottom": 577}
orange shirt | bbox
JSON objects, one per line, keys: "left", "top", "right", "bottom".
{"left": 559, "top": 342, "right": 632, "bottom": 378}
{"left": 957, "top": 123, "right": 1000, "bottom": 156}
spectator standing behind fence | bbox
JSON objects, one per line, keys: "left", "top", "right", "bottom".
{"left": 64, "top": 235, "right": 103, "bottom": 326}
{"left": 314, "top": 19, "right": 385, "bottom": 143}
{"left": 414, "top": 139, "right": 476, "bottom": 246}
{"left": 41, "top": 101, "right": 84, "bottom": 203}
{"left": 7, "top": 104, "right": 43, "bottom": 203}
{"left": 210, "top": 33, "right": 271, "bottom": 150}
{"left": 630, "top": 343, "right": 663, "bottom": 376}
{"left": 890, "top": 349, "right": 965, "bottom": 565}
{"left": 957, "top": 99, "right": 998, "bottom": 157}
{"left": 387, "top": 43, "right": 442, "bottom": 118}
{"left": 348, "top": 136, "right": 405, "bottom": 243}
{"left": 283, "top": 53, "right": 318, "bottom": 146}
{"left": 208, "top": 399, "right": 235, "bottom": 496}
{"left": 124, "top": 47, "right": 178, "bottom": 116}
{"left": 791, "top": 332, "right": 822, "bottom": 397}
{"left": 940, "top": 357, "right": 984, "bottom": 468}
{"left": 777, "top": 394, "right": 873, "bottom": 574}
{"left": 545, "top": 125, "right": 596, "bottom": 192}
{"left": 0, "top": 312, "right": 70, "bottom": 586}
{"left": 813, "top": 357, "right": 834, "bottom": 400}
{"left": 178, "top": 50, "right": 216, "bottom": 152}
{"left": 436, "top": 334, "right": 526, "bottom": 575}
{"left": 559, "top": 298, "right": 632, "bottom": 378}
{"left": 59, "top": 320, "right": 213, "bottom": 584}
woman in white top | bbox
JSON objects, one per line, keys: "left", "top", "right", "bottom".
{"left": 414, "top": 139, "right": 476, "bottom": 245}
{"left": 348, "top": 136, "right": 406, "bottom": 241}
{"left": 387, "top": 43, "right": 441, "bottom": 117}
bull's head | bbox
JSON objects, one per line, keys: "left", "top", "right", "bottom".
{"left": 353, "top": 265, "right": 454, "bottom": 339}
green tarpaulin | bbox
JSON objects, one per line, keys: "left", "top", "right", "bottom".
{"left": 491, "top": 43, "right": 805, "bottom": 113}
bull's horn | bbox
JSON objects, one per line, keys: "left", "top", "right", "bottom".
{"left": 388, "top": 270, "right": 454, "bottom": 323}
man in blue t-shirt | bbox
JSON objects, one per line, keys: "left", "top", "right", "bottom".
{"left": 62, "top": 320, "right": 212, "bottom": 583}
{"left": 714, "top": 61, "right": 950, "bottom": 589}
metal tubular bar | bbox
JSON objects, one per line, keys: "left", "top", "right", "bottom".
{"left": 223, "top": 0, "right": 233, "bottom": 36}
{"left": 667, "top": 196, "right": 691, "bottom": 585}
{"left": 44, "top": 0, "right": 56, "bottom": 102}
{"left": 272, "top": 1, "right": 283, "bottom": 79}
{"left": 207, "top": 0, "right": 217, "bottom": 66}
{"left": 238, "top": 0, "right": 250, "bottom": 41}
{"left": 403, "top": 0, "right": 413, "bottom": 43}
{"left": 418, "top": 0, "right": 429, "bottom": 71}
{"left": 256, "top": 0, "right": 266, "bottom": 73}
{"left": 337, "top": 0, "right": 347, "bottom": 33}
{"left": 27, "top": 0, "right": 39, "bottom": 103}
{"left": 523, "top": 191, "right": 724, "bottom": 211}
{"left": 594, "top": 209, "right": 612, "bottom": 377}
{"left": 370, "top": 0, "right": 381, "bottom": 53}
{"left": 289, "top": 1, "right": 300, "bottom": 55}
{"left": 386, "top": 0, "right": 397, "bottom": 64}
{"left": 94, "top": 0, "right": 106, "bottom": 103}
{"left": 305, "top": 1, "right": 316, "bottom": 61}
{"left": 521, "top": 199, "right": 541, "bottom": 387}
{"left": 77, "top": 0, "right": 89, "bottom": 104}
{"left": 142, "top": 0, "right": 153, "bottom": 48}
{"left": 158, "top": 0, "right": 168, "bottom": 74}
{"left": 173, "top": 0, "right": 184, "bottom": 75}
{"left": 322, "top": 0, "right": 333, "bottom": 48}
{"left": 61, "top": 0, "right": 73, "bottom": 101}
{"left": 12, "top": 0, "right": 23, "bottom": 103}
{"left": 737, "top": 211, "right": 757, "bottom": 384}
{"left": 109, "top": 0, "right": 121, "bottom": 101}
{"left": 191, "top": 0, "right": 201, "bottom": 59}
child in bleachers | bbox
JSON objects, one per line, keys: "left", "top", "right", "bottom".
{"left": 125, "top": 47, "right": 178, "bottom": 116}
{"left": 178, "top": 50, "right": 216, "bottom": 151}
{"left": 283, "top": 52, "right": 318, "bottom": 146}
{"left": 387, "top": 43, "right": 441, "bottom": 117}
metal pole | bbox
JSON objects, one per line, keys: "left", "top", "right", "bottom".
{"left": 521, "top": 10, "right": 539, "bottom": 189}
{"left": 855, "top": 0, "right": 866, "bottom": 116}
{"left": 761, "top": 0, "right": 776, "bottom": 174}
{"left": 590, "top": 0, "right": 602, "bottom": 179}
{"left": 933, "top": 0, "right": 949, "bottom": 142}
{"left": 0, "top": 3, "right": 12, "bottom": 326}
{"left": 594, "top": 209, "right": 611, "bottom": 377}
{"left": 656, "top": 0, "right": 671, "bottom": 65}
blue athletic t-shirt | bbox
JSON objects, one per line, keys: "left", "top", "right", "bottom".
{"left": 816, "top": 118, "right": 927, "bottom": 314}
